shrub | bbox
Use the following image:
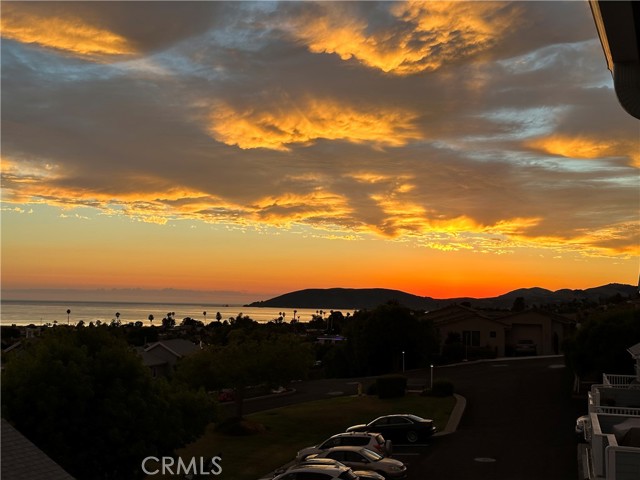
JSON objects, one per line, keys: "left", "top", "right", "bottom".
{"left": 376, "top": 375, "right": 407, "bottom": 399}
{"left": 429, "top": 379, "right": 454, "bottom": 397}
{"left": 366, "top": 382, "right": 378, "bottom": 396}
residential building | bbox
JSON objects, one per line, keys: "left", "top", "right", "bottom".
{"left": 582, "top": 342, "right": 640, "bottom": 480}
{"left": 136, "top": 338, "right": 199, "bottom": 377}
{"left": 424, "top": 304, "right": 575, "bottom": 358}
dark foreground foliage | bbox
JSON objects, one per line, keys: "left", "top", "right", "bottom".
{"left": 564, "top": 307, "right": 640, "bottom": 380}
{"left": 1, "top": 326, "right": 216, "bottom": 479}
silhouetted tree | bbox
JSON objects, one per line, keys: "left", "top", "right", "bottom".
{"left": 511, "top": 297, "right": 526, "bottom": 312}
{"left": 1, "top": 327, "right": 215, "bottom": 479}
{"left": 176, "top": 332, "right": 312, "bottom": 418}
{"left": 343, "top": 302, "right": 439, "bottom": 376}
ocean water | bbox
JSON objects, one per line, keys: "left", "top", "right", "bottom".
{"left": 0, "top": 300, "right": 348, "bottom": 326}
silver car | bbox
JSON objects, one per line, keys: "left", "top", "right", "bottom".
{"left": 293, "top": 458, "right": 385, "bottom": 479}
{"left": 297, "top": 432, "right": 392, "bottom": 462}
{"left": 272, "top": 463, "right": 380, "bottom": 479}
{"left": 308, "top": 446, "right": 407, "bottom": 479}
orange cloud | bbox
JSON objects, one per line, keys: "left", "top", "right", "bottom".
{"left": 1, "top": 4, "right": 134, "bottom": 57}
{"left": 285, "top": 1, "right": 519, "bottom": 75}
{"left": 527, "top": 135, "right": 640, "bottom": 167}
{"left": 208, "top": 98, "right": 420, "bottom": 151}
{"left": 251, "top": 192, "right": 352, "bottom": 225}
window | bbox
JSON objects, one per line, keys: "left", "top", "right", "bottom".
{"left": 344, "top": 451, "right": 366, "bottom": 463}
{"left": 462, "top": 331, "right": 480, "bottom": 347}
{"left": 327, "top": 451, "right": 346, "bottom": 461}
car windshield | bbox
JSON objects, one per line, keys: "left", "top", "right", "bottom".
{"left": 361, "top": 448, "right": 383, "bottom": 461}
{"left": 406, "top": 414, "right": 427, "bottom": 422}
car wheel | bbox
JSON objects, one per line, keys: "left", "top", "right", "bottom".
{"left": 406, "top": 430, "right": 418, "bottom": 443}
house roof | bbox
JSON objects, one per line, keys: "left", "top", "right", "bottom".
{"left": 499, "top": 309, "right": 576, "bottom": 326}
{"left": 425, "top": 304, "right": 575, "bottom": 327}
{"left": 425, "top": 304, "right": 509, "bottom": 327}
{"left": 589, "top": 0, "right": 640, "bottom": 119}
{"left": 135, "top": 347, "right": 168, "bottom": 367}
{"left": 144, "top": 339, "right": 199, "bottom": 358}
{"left": 1, "top": 418, "right": 75, "bottom": 480}
{"left": 628, "top": 342, "right": 640, "bottom": 359}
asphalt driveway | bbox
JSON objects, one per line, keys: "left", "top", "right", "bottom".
{"left": 242, "top": 356, "right": 585, "bottom": 480}
{"left": 399, "top": 357, "right": 585, "bottom": 479}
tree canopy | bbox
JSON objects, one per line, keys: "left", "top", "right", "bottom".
{"left": 1, "top": 326, "right": 215, "bottom": 479}
{"left": 564, "top": 307, "right": 640, "bottom": 379}
{"left": 341, "top": 301, "right": 439, "bottom": 376}
{"left": 175, "top": 330, "right": 313, "bottom": 417}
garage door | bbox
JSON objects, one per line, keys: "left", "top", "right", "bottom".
{"left": 510, "top": 324, "right": 543, "bottom": 352}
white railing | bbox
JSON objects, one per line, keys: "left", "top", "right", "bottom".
{"left": 606, "top": 446, "right": 640, "bottom": 480}
{"left": 603, "top": 374, "right": 636, "bottom": 388}
{"left": 593, "top": 406, "right": 640, "bottom": 417}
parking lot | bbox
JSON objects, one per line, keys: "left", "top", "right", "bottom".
{"left": 258, "top": 356, "right": 584, "bottom": 480}
{"left": 388, "top": 357, "right": 584, "bottom": 479}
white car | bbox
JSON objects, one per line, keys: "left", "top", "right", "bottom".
{"left": 308, "top": 446, "right": 407, "bottom": 479}
{"left": 297, "top": 432, "right": 392, "bottom": 462}
{"left": 289, "top": 458, "right": 385, "bottom": 479}
{"left": 272, "top": 463, "right": 374, "bottom": 479}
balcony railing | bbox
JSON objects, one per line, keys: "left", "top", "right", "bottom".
{"left": 603, "top": 374, "right": 637, "bottom": 387}
{"left": 592, "top": 406, "right": 640, "bottom": 417}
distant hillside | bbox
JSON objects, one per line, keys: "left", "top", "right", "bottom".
{"left": 246, "top": 283, "right": 637, "bottom": 310}
{"left": 247, "top": 288, "right": 441, "bottom": 310}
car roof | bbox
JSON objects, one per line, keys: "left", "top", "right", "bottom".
{"left": 330, "top": 431, "right": 379, "bottom": 438}
{"left": 323, "top": 446, "right": 367, "bottom": 452}
{"left": 286, "top": 464, "right": 350, "bottom": 473}
{"left": 374, "top": 413, "right": 428, "bottom": 421}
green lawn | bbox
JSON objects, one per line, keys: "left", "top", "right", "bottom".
{"left": 153, "top": 394, "right": 455, "bottom": 480}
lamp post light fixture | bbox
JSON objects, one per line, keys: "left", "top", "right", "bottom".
{"left": 430, "top": 364, "right": 434, "bottom": 390}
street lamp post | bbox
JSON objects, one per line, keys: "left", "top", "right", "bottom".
{"left": 402, "top": 351, "right": 405, "bottom": 372}
{"left": 430, "top": 364, "right": 434, "bottom": 390}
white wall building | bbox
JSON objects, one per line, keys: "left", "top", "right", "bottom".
{"left": 583, "top": 342, "right": 640, "bottom": 480}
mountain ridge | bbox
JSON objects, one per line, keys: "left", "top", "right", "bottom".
{"left": 246, "top": 283, "right": 637, "bottom": 310}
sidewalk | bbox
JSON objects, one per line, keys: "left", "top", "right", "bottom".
{"left": 436, "top": 393, "right": 466, "bottom": 436}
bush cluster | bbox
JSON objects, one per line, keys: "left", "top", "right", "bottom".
{"left": 375, "top": 375, "right": 407, "bottom": 399}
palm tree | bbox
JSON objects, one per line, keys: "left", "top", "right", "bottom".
{"left": 66, "top": 309, "right": 71, "bottom": 325}
{"left": 115, "top": 312, "right": 120, "bottom": 323}
{"left": 203, "top": 311, "right": 207, "bottom": 323}
{"left": 148, "top": 314, "right": 154, "bottom": 324}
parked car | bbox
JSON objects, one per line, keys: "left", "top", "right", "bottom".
{"left": 575, "top": 415, "right": 590, "bottom": 442}
{"left": 514, "top": 339, "right": 537, "bottom": 356}
{"left": 346, "top": 414, "right": 436, "bottom": 444}
{"left": 281, "top": 458, "right": 384, "bottom": 480}
{"left": 272, "top": 463, "right": 373, "bottom": 480}
{"left": 308, "top": 446, "right": 407, "bottom": 479}
{"left": 296, "top": 432, "right": 392, "bottom": 461}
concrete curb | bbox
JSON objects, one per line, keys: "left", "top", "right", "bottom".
{"left": 435, "top": 393, "right": 466, "bottom": 436}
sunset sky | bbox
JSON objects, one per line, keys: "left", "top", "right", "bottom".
{"left": 1, "top": 1, "right": 638, "bottom": 304}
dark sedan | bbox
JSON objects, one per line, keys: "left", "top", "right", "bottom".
{"left": 346, "top": 414, "right": 436, "bottom": 444}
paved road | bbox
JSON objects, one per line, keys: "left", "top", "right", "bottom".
{"left": 243, "top": 356, "right": 586, "bottom": 480}
{"left": 397, "top": 357, "right": 585, "bottom": 479}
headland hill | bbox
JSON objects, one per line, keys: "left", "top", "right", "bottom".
{"left": 245, "top": 283, "right": 637, "bottom": 310}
